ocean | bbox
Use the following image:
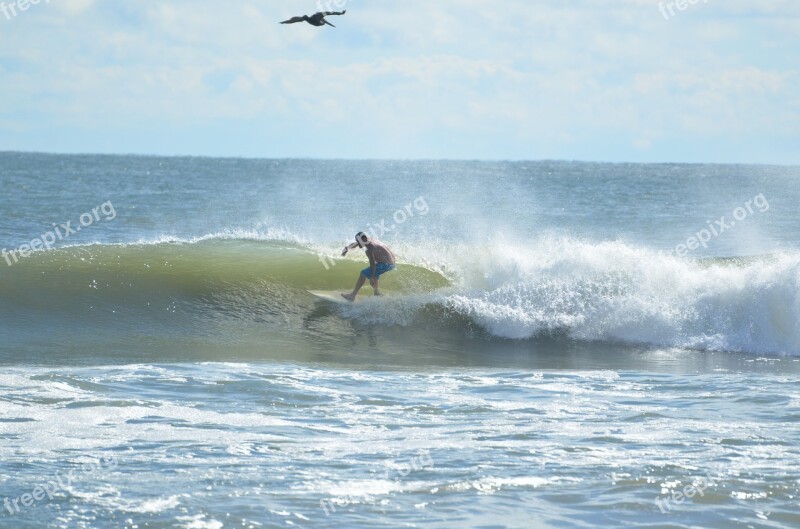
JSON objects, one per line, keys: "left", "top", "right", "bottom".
{"left": 0, "top": 152, "right": 798, "bottom": 528}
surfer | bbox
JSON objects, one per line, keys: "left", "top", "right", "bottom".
{"left": 341, "top": 232, "right": 396, "bottom": 301}
{"left": 280, "top": 10, "right": 346, "bottom": 27}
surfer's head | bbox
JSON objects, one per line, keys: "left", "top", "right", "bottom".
{"left": 355, "top": 232, "right": 370, "bottom": 248}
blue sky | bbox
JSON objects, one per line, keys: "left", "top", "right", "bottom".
{"left": 0, "top": 0, "right": 798, "bottom": 162}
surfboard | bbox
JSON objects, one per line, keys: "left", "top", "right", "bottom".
{"left": 307, "top": 290, "right": 392, "bottom": 304}
{"left": 307, "top": 290, "right": 357, "bottom": 304}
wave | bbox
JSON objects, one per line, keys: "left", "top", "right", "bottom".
{"left": 1, "top": 235, "right": 798, "bottom": 356}
{"left": 437, "top": 238, "right": 800, "bottom": 355}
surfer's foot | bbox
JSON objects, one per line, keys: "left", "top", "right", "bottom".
{"left": 373, "top": 292, "right": 382, "bottom": 296}
{"left": 341, "top": 293, "right": 356, "bottom": 302}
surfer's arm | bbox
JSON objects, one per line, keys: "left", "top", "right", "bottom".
{"left": 341, "top": 242, "right": 359, "bottom": 256}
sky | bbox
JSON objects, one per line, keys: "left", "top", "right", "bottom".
{"left": 0, "top": 0, "right": 798, "bottom": 162}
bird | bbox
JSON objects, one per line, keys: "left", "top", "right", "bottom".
{"left": 280, "top": 10, "right": 346, "bottom": 28}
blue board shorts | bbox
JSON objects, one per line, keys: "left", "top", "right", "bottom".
{"left": 361, "top": 263, "right": 395, "bottom": 278}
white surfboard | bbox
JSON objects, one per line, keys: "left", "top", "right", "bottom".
{"left": 307, "top": 290, "right": 393, "bottom": 304}
{"left": 307, "top": 290, "right": 354, "bottom": 304}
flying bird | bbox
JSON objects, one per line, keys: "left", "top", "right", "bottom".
{"left": 280, "top": 10, "right": 346, "bottom": 28}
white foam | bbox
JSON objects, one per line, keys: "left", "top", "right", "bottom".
{"left": 176, "top": 514, "right": 224, "bottom": 529}
{"left": 126, "top": 495, "right": 182, "bottom": 513}
{"left": 429, "top": 238, "right": 800, "bottom": 355}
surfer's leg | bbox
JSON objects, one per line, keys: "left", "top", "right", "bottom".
{"left": 371, "top": 264, "right": 395, "bottom": 296}
{"left": 343, "top": 271, "right": 368, "bottom": 301}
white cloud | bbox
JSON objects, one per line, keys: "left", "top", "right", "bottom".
{"left": 0, "top": 0, "right": 797, "bottom": 161}
{"left": 52, "top": 0, "right": 97, "bottom": 15}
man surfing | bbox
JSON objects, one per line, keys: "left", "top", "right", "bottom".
{"left": 341, "top": 232, "right": 396, "bottom": 302}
